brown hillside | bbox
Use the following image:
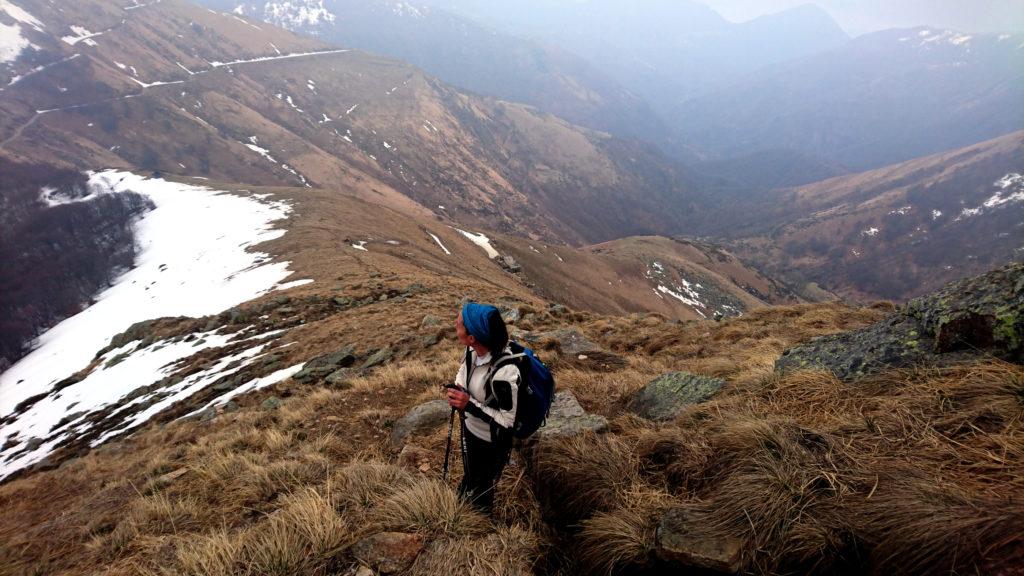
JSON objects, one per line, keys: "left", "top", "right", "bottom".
{"left": 729, "top": 131, "right": 1024, "bottom": 301}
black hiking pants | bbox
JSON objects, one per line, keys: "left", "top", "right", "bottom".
{"left": 458, "top": 425, "right": 513, "bottom": 515}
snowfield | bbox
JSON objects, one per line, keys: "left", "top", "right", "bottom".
{"left": 0, "top": 171, "right": 310, "bottom": 478}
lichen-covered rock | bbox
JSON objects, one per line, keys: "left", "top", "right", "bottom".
{"left": 628, "top": 373, "right": 725, "bottom": 421}
{"left": 777, "top": 264, "right": 1023, "bottom": 380}
{"left": 293, "top": 347, "right": 356, "bottom": 383}
{"left": 656, "top": 507, "right": 743, "bottom": 573}
{"left": 361, "top": 347, "right": 394, "bottom": 370}
{"left": 391, "top": 400, "right": 451, "bottom": 448}
{"left": 535, "top": 390, "right": 607, "bottom": 440}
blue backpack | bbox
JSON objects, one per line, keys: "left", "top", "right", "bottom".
{"left": 483, "top": 341, "right": 556, "bottom": 439}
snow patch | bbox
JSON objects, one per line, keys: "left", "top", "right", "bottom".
{"left": 0, "top": 22, "right": 30, "bottom": 64}
{"left": 428, "top": 232, "right": 451, "bottom": 255}
{"left": 862, "top": 227, "right": 880, "bottom": 237}
{"left": 455, "top": 228, "right": 499, "bottom": 259}
{"left": 0, "top": 1, "right": 44, "bottom": 31}
{"left": 0, "top": 171, "right": 305, "bottom": 478}
{"left": 243, "top": 142, "right": 277, "bottom": 164}
{"left": 261, "top": 0, "right": 335, "bottom": 29}
{"left": 61, "top": 25, "right": 105, "bottom": 46}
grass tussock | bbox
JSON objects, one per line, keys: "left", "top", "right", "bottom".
{"left": 537, "top": 360, "right": 1024, "bottom": 575}
{"left": 372, "top": 479, "right": 489, "bottom": 537}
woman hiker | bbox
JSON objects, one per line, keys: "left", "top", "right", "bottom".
{"left": 445, "top": 302, "right": 520, "bottom": 515}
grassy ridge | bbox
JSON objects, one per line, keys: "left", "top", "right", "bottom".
{"left": 2, "top": 302, "right": 1020, "bottom": 575}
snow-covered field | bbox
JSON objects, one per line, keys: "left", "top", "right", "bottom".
{"left": 0, "top": 171, "right": 310, "bottom": 478}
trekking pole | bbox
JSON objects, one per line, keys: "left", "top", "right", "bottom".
{"left": 442, "top": 407, "right": 456, "bottom": 481}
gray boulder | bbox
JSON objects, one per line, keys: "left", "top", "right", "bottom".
{"left": 777, "top": 263, "right": 1023, "bottom": 381}
{"left": 535, "top": 390, "right": 608, "bottom": 440}
{"left": 628, "top": 373, "right": 725, "bottom": 422}
{"left": 391, "top": 400, "right": 451, "bottom": 448}
{"left": 293, "top": 347, "right": 356, "bottom": 383}
{"left": 361, "top": 347, "right": 394, "bottom": 370}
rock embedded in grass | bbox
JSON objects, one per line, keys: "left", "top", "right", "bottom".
{"left": 536, "top": 390, "right": 608, "bottom": 439}
{"left": 361, "top": 347, "right": 394, "bottom": 370}
{"left": 523, "top": 328, "right": 600, "bottom": 356}
{"left": 656, "top": 507, "right": 743, "bottom": 573}
{"left": 293, "top": 347, "right": 356, "bottom": 383}
{"left": 352, "top": 531, "right": 424, "bottom": 574}
{"left": 628, "top": 372, "right": 725, "bottom": 422}
{"left": 391, "top": 400, "right": 451, "bottom": 448}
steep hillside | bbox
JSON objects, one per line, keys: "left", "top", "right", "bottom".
{"left": 197, "top": 0, "right": 671, "bottom": 143}
{"left": 729, "top": 131, "right": 1024, "bottom": 301}
{"left": 0, "top": 0, "right": 708, "bottom": 246}
{"left": 676, "top": 28, "right": 1024, "bottom": 170}
{"left": 0, "top": 159, "right": 152, "bottom": 371}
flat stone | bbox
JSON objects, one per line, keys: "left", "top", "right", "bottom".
{"left": 325, "top": 368, "right": 353, "bottom": 388}
{"left": 352, "top": 532, "right": 424, "bottom": 574}
{"left": 294, "top": 347, "right": 356, "bottom": 383}
{"left": 656, "top": 507, "right": 743, "bottom": 573}
{"left": 628, "top": 372, "right": 725, "bottom": 422}
{"left": 153, "top": 468, "right": 188, "bottom": 488}
{"left": 535, "top": 391, "right": 608, "bottom": 440}
{"left": 421, "top": 315, "right": 441, "bottom": 327}
{"left": 391, "top": 400, "right": 451, "bottom": 448}
{"left": 524, "top": 328, "right": 600, "bottom": 356}
{"left": 261, "top": 396, "right": 281, "bottom": 410}
{"left": 362, "top": 347, "right": 394, "bottom": 370}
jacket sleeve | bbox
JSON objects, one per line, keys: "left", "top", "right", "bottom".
{"left": 464, "top": 364, "right": 519, "bottom": 430}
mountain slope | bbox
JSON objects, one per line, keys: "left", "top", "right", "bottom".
{"left": 0, "top": 0, "right": 708, "bottom": 246}
{"left": 729, "top": 131, "right": 1024, "bottom": 301}
{"left": 0, "top": 0, "right": 790, "bottom": 480}
{"left": 676, "top": 28, "right": 1024, "bottom": 170}
{"left": 198, "top": 0, "right": 671, "bottom": 142}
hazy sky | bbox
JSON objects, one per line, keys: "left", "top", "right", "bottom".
{"left": 700, "top": 0, "right": 1024, "bottom": 35}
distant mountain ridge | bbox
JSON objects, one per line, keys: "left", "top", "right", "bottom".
{"left": 199, "top": 0, "right": 672, "bottom": 143}
{"left": 676, "top": 27, "right": 1024, "bottom": 170}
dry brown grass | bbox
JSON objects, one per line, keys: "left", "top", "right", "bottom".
{"left": 1, "top": 301, "right": 1019, "bottom": 576}
{"left": 538, "top": 360, "right": 1024, "bottom": 575}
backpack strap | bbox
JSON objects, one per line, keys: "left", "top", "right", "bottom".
{"left": 482, "top": 350, "right": 525, "bottom": 407}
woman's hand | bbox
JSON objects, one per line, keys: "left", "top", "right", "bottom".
{"left": 446, "top": 386, "right": 470, "bottom": 410}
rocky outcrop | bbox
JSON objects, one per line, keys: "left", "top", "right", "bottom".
{"left": 352, "top": 532, "right": 424, "bottom": 574}
{"left": 535, "top": 391, "right": 608, "bottom": 440}
{"left": 391, "top": 400, "right": 451, "bottom": 448}
{"left": 628, "top": 373, "right": 725, "bottom": 421}
{"left": 777, "top": 264, "right": 1023, "bottom": 380}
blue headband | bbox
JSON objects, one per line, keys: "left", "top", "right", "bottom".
{"left": 462, "top": 303, "right": 504, "bottom": 351}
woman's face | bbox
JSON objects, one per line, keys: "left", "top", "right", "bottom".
{"left": 455, "top": 311, "right": 474, "bottom": 346}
